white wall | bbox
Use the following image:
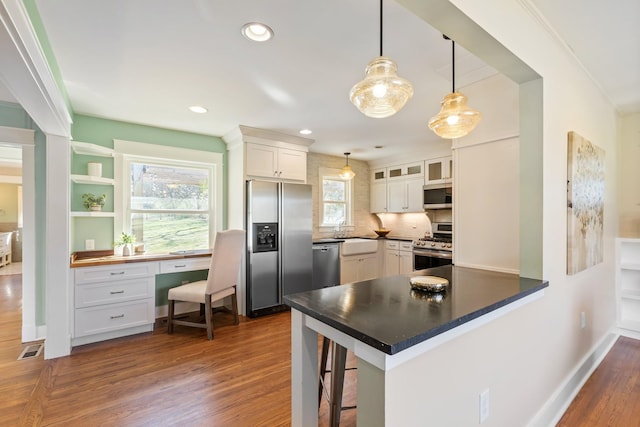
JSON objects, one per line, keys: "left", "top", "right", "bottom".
{"left": 392, "top": 0, "right": 620, "bottom": 425}
{"left": 454, "top": 73, "right": 521, "bottom": 273}
{"left": 618, "top": 113, "right": 640, "bottom": 236}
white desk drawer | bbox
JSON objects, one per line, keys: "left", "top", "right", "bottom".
{"left": 75, "top": 262, "right": 159, "bottom": 284}
{"left": 75, "top": 299, "right": 154, "bottom": 337}
{"left": 159, "top": 257, "right": 210, "bottom": 274}
{"left": 75, "top": 277, "right": 155, "bottom": 308}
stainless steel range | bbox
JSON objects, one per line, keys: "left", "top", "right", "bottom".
{"left": 412, "top": 222, "right": 453, "bottom": 271}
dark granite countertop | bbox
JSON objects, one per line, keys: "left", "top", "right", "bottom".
{"left": 312, "top": 236, "right": 415, "bottom": 244}
{"left": 284, "top": 265, "right": 548, "bottom": 355}
{"left": 312, "top": 238, "right": 345, "bottom": 244}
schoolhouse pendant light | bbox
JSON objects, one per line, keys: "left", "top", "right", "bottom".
{"left": 349, "top": 0, "right": 413, "bottom": 118}
{"left": 428, "top": 35, "right": 482, "bottom": 139}
{"left": 339, "top": 152, "right": 356, "bottom": 180}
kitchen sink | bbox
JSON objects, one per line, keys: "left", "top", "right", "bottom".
{"left": 341, "top": 238, "right": 378, "bottom": 255}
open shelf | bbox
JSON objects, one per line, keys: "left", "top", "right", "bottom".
{"left": 71, "top": 141, "right": 114, "bottom": 157}
{"left": 70, "top": 211, "right": 115, "bottom": 218}
{"left": 621, "top": 289, "right": 640, "bottom": 301}
{"left": 70, "top": 174, "right": 114, "bottom": 185}
{"left": 620, "top": 262, "right": 640, "bottom": 271}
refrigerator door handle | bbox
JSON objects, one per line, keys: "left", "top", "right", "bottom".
{"left": 277, "top": 182, "right": 284, "bottom": 303}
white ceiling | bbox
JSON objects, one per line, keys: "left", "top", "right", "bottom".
{"left": 2, "top": 0, "right": 638, "bottom": 162}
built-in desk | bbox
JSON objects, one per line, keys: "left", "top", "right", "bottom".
{"left": 70, "top": 250, "right": 211, "bottom": 346}
{"left": 284, "top": 265, "right": 548, "bottom": 426}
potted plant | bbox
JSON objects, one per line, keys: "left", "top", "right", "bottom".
{"left": 82, "top": 193, "right": 107, "bottom": 211}
{"left": 114, "top": 232, "right": 136, "bottom": 256}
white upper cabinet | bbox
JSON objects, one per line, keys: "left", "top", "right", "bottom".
{"left": 246, "top": 142, "right": 307, "bottom": 181}
{"left": 370, "top": 168, "right": 388, "bottom": 213}
{"left": 425, "top": 156, "right": 453, "bottom": 185}
{"left": 385, "top": 161, "right": 424, "bottom": 213}
{"left": 387, "top": 161, "right": 424, "bottom": 180}
{"left": 387, "top": 176, "right": 424, "bottom": 213}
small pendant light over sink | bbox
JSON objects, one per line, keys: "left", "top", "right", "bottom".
{"left": 428, "top": 35, "right": 481, "bottom": 139}
{"left": 340, "top": 153, "right": 356, "bottom": 180}
{"left": 349, "top": 0, "right": 413, "bottom": 118}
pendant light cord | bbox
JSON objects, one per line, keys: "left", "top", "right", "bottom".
{"left": 451, "top": 39, "right": 456, "bottom": 93}
{"left": 379, "top": 0, "right": 383, "bottom": 56}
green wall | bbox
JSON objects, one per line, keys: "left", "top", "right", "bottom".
{"left": 0, "top": 101, "right": 47, "bottom": 325}
{"left": 70, "top": 114, "right": 228, "bottom": 252}
{"left": 70, "top": 115, "right": 228, "bottom": 306}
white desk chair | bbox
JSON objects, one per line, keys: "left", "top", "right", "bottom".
{"left": 167, "top": 229, "right": 245, "bottom": 339}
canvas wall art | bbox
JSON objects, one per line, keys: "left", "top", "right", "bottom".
{"left": 567, "top": 131, "right": 605, "bottom": 275}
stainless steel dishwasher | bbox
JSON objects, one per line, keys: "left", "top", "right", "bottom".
{"left": 312, "top": 243, "right": 340, "bottom": 289}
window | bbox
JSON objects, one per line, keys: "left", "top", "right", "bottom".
{"left": 319, "top": 167, "right": 353, "bottom": 227}
{"left": 114, "top": 140, "right": 223, "bottom": 254}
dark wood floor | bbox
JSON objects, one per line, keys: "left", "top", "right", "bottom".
{"left": 0, "top": 273, "right": 637, "bottom": 426}
{"left": 557, "top": 335, "right": 640, "bottom": 426}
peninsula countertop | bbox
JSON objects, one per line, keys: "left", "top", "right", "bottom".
{"left": 284, "top": 265, "right": 549, "bottom": 355}
{"left": 70, "top": 249, "right": 212, "bottom": 268}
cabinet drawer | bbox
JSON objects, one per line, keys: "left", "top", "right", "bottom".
{"left": 385, "top": 240, "right": 399, "bottom": 250}
{"left": 159, "top": 257, "right": 211, "bottom": 274}
{"left": 75, "top": 277, "right": 155, "bottom": 308}
{"left": 399, "top": 242, "right": 413, "bottom": 251}
{"left": 75, "top": 263, "right": 158, "bottom": 284}
{"left": 75, "top": 299, "right": 154, "bottom": 337}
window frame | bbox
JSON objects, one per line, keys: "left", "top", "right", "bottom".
{"left": 318, "top": 167, "right": 354, "bottom": 229}
{"left": 114, "top": 139, "right": 223, "bottom": 252}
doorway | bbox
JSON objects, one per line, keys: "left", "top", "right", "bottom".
{"left": 0, "top": 126, "right": 37, "bottom": 343}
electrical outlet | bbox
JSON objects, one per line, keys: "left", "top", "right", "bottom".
{"left": 581, "top": 311, "right": 587, "bottom": 328}
{"left": 85, "top": 239, "right": 95, "bottom": 250}
{"left": 479, "top": 388, "right": 490, "bottom": 423}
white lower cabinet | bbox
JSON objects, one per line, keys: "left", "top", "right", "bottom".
{"left": 75, "top": 299, "right": 155, "bottom": 337}
{"left": 73, "top": 262, "right": 159, "bottom": 345}
{"left": 341, "top": 252, "right": 379, "bottom": 284}
{"left": 383, "top": 240, "right": 414, "bottom": 277}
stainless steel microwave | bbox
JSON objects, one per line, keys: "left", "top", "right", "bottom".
{"left": 423, "top": 183, "right": 452, "bottom": 209}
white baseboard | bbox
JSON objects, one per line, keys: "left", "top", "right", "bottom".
{"left": 22, "top": 324, "right": 46, "bottom": 342}
{"left": 527, "top": 330, "right": 619, "bottom": 427}
{"left": 618, "top": 327, "right": 640, "bottom": 340}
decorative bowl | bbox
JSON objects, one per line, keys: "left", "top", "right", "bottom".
{"left": 409, "top": 276, "right": 450, "bottom": 293}
{"left": 374, "top": 229, "right": 391, "bottom": 238}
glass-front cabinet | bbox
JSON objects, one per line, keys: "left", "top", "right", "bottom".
{"left": 425, "top": 156, "right": 453, "bottom": 185}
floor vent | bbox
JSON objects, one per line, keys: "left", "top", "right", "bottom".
{"left": 18, "top": 343, "right": 43, "bottom": 360}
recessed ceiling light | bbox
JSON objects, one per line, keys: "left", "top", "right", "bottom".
{"left": 189, "top": 106, "right": 208, "bottom": 114}
{"left": 241, "top": 22, "right": 274, "bottom": 42}
{"left": 299, "top": 129, "right": 312, "bottom": 135}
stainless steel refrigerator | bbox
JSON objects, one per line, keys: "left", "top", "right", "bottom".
{"left": 246, "top": 180, "right": 313, "bottom": 317}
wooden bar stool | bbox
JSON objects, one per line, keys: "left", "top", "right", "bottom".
{"left": 318, "top": 336, "right": 356, "bottom": 427}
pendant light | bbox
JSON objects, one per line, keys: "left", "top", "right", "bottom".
{"left": 428, "top": 35, "right": 482, "bottom": 139}
{"left": 349, "top": 0, "right": 413, "bottom": 118}
{"left": 339, "top": 153, "right": 356, "bottom": 180}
